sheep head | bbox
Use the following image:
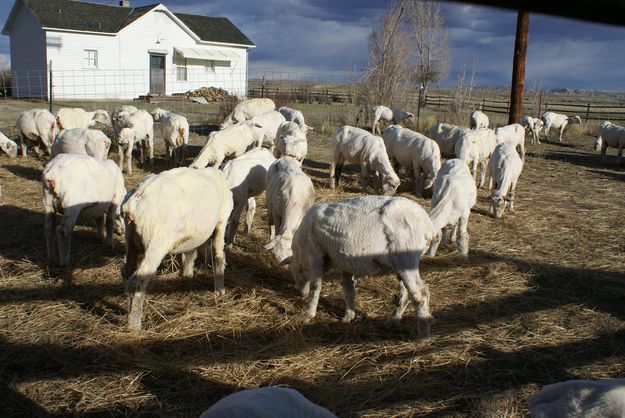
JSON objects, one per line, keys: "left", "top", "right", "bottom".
{"left": 93, "top": 110, "right": 112, "bottom": 128}
{"left": 489, "top": 192, "right": 510, "bottom": 219}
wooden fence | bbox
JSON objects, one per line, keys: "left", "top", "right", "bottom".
{"left": 247, "top": 82, "right": 625, "bottom": 122}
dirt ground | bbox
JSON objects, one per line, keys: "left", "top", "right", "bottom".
{"left": 0, "top": 121, "right": 624, "bottom": 417}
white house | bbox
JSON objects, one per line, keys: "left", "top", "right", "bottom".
{"left": 2, "top": 0, "right": 255, "bottom": 99}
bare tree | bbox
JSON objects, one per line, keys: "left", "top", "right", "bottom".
{"left": 363, "top": 1, "right": 413, "bottom": 111}
{"left": 404, "top": 0, "right": 450, "bottom": 107}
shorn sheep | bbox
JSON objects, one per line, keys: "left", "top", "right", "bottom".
{"left": 200, "top": 387, "right": 337, "bottom": 418}
{"left": 371, "top": 105, "right": 415, "bottom": 135}
{"left": 470, "top": 110, "right": 489, "bottom": 129}
{"left": 221, "top": 98, "right": 276, "bottom": 129}
{"left": 488, "top": 143, "right": 524, "bottom": 218}
{"left": 454, "top": 127, "right": 497, "bottom": 188}
{"left": 274, "top": 121, "right": 308, "bottom": 163}
{"left": 43, "top": 154, "right": 126, "bottom": 272}
{"left": 121, "top": 167, "right": 233, "bottom": 330}
{"left": 381, "top": 125, "right": 441, "bottom": 195}
{"left": 282, "top": 195, "right": 436, "bottom": 339}
{"left": 222, "top": 148, "right": 276, "bottom": 245}
{"left": 428, "top": 122, "right": 470, "bottom": 158}
{"left": 264, "top": 156, "right": 315, "bottom": 263}
{"left": 50, "top": 128, "right": 111, "bottom": 161}
{"left": 521, "top": 115, "right": 544, "bottom": 144}
{"left": 542, "top": 111, "right": 581, "bottom": 142}
{"left": 330, "top": 125, "right": 400, "bottom": 195}
{"left": 248, "top": 110, "right": 286, "bottom": 149}
{"left": 427, "top": 159, "right": 477, "bottom": 259}
{"left": 111, "top": 105, "right": 138, "bottom": 140}
{"left": 529, "top": 379, "right": 625, "bottom": 418}
{"left": 190, "top": 121, "right": 265, "bottom": 169}
{"left": 0, "top": 131, "right": 18, "bottom": 158}
{"left": 495, "top": 123, "right": 526, "bottom": 160}
{"left": 56, "top": 108, "right": 111, "bottom": 130}
{"left": 116, "top": 110, "right": 155, "bottom": 175}
{"left": 594, "top": 121, "right": 625, "bottom": 164}
{"left": 278, "top": 106, "right": 310, "bottom": 133}
{"left": 150, "top": 108, "right": 189, "bottom": 165}
{"left": 16, "top": 108, "right": 58, "bottom": 157}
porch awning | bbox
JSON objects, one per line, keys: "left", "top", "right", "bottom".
{"left": 174, "top": 47, "right": 238, "bottom": 61}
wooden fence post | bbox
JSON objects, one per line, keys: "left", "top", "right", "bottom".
{"left": 261, "top": 76, "right": 265, "bottom": 98}
{"left": 537, "top": 90, "right": 543, "bottom": 117}
{"left": 585, "top": 103, "right": 591, "bottom": 122}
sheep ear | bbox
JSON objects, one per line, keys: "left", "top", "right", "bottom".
{"left": 254, "top": 122, "right": 263, "bottom": 129}
{"left": 278, "top": 256, "right": 293, "bottom": 267}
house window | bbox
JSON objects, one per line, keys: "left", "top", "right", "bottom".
{"left": 205, "top": 60, "right": 215, "bottom": 71}
{"left": 177, "top": 66, "right": 187, "bottom": 81}
{"left": 84, "top": 49, "right": 98, "bottom": 69}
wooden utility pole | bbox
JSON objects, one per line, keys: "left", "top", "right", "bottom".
{"left": 509, "top": 11, "right": 530, "bottom": 124}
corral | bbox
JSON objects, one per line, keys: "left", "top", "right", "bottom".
{"left": 0, "top": 100, "right": 624, "bottom": 417}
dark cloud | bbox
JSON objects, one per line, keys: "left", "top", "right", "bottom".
{"left": 1, "top": 0, "right": 625, "bottom": 89}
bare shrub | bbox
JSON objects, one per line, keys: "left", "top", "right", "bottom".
{"left": 363, "top": 1, "right": 413, "bottom": 110}
{"left": 445, "top": 63, "right": 478, "bottom": 125}
{"left": 265, "top": 91, "right": 290, "bottom": 108}
{"left": 0, "top": 68, "right": 11, "bottom": 98}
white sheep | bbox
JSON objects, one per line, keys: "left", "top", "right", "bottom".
{"left": 529, "top": 379, "right": 625, "bottom": 418}
{"left": 200, "top": 387, "right": 338, "bottom": 418}
{"left": 274, "top": 121, "right": 308, "bottom": 163}
{"left": 470, "top": 110, "right": 489, "bottom": 129}
{"left": 371, "top": 105, "right": 415, "bottom": 135}
{"left": 116, "top": 110, "right": 155, "bottom": 175}
{"left": 221, "top": 98, "right": 276, "bottom": 129}
{"left": 428, "top": 122, "right": 470, "bottom": 158}
{"left": 330, "top": 125, "right": 400, "bottom": 195}
{"left": 43, "top": 154, "right": 126, "bottom": 271}
{"left": 495, "top": 123, "right": 526, "bottom": 160}
{"left": 190, "top": 121, "right": 265, "bottom": 169}
{"left": 248, "top": 110, "right": 286, "bottom": 149}
{"left": 264, "top": 156, "right": 315, "bottom": 263}
{"left": 278, "top": 106, "right": 311, "bottom": 133}
{"left": 122, "top": 167, "right": 233, "bottom": 330}
{"left": 488, "top": 143, "right": 524, "bottom": 218}
{"left": 222, "top": 148, "right": 276, "bottom": 245}
{"left": 150, "top": 108, "right": 189, "bottom": 165}
{"left": 521, "top": 115, "right": 544, "bottom": 144}
{"left": 542, "top": 111, "right": 581, "bottom": 142}
{"left": 282, "top": 195, "right": 435, "bottom": 339}
{"left": 50, "top": 128, "right": 111, "bottom": 161}
{"left": 427, "top": 159, "right": 477, "bottom": 259}
{"left": 16, "top": 108, "right": 58, "bottom": 157}
{"left": 111, "top": 105, "right": 138, "bottom": 140}
{"left": 594, "top": 121, "right": 625, "bottom": 164}
{"left": 56, "top": 108, "right": 111, "bottom": 130}
{"left": 0, "top": 131, "right": 18, "bottom": 158}
{"left": 454, "top": 128, "right": 498, "bottom": 188}
{"left": 381, "top": 125, "right": 441, "bottom": 195}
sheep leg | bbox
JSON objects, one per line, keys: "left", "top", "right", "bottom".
{"left": 118, "top": 144, "right": 125, "bottom": 172}
{"left": 44, "top": 210, "right": 58, "bottom": 266}
{"left": 181, "top": 249, "right": 198, "bottom": 279}
{"left": 147, "top": 136, "right": 154, "bottom": 168}
{"left": 450, "top": 223, "right": 458, "bottom": 244}
{"left": 330, "top": 151, "right": 343, "bottom": 189}
{"left": 457, "top": 211, "right": 470, "bottom": 260}
{"left": 122, "top": 222, "right": 138, "bottom": 280}
{"left": 180, "top": 143, "right": 187, "bottom": 166}
{"left": 341, "top": 272, "right": 356, "bottom": 323}
{"left": 243, "top": 197, "right": 256, "bottom": 235}
{"left": 401, "top": 269, "right": 433, "bottom": 339}
{"left": 18, "top": 134, "right": 27, "bottom": 158}
{"left": 360, "top": 163, "right": 369, "bottom": 193}
{"left": 544, "top": 124, "right": 551, "bottom": 141}
{"left": 302, "top": 267, "right": 323, "bottom": 322}
{"left": 508, "top": 181, "right": 517, "bottom": 213}
{"left": 471, "top": 158, "right": 478, "bottom": 183}
{"left": 211, "top": 213, "right": 228, "bottom": 295}
{"left": 105, "top": 204, "right": 117, "bottom": 249}
{"left": 478, "top": 159, "right": 487, "bottom": 189}
{"left": 413, "top": 164, "right": 424, "bottom": 196}
{"left": 440, "top": 226, "right": 449, "bottom": 248}
{"left": 225, "top": 199, "right": 246, "bottom": 245}
{"left": 57, "top": 208, "right": 81, "bottom": 271}
{"left": 125, "top": 143, "right": 133, "bottom": 175}
{"left": 558, "top": 126, "right": 565, "bottom": 143}
{"left": 126, "top": 246, "right": 168, "bottom": 330}
{"left": 165, "top": 142, "right": 172, "bottom": 164}
{"left": 385, "top": 280, "right": 409, "bottom": 327}
{"left": 427, "top": 230, "right": 442, "bottom": 258}
{"left": 97, "top": 215, "right": 106, "bottom": 242}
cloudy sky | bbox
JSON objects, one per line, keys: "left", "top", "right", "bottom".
{"left": 2, "top": 0, "right": 625, "bottom": 90}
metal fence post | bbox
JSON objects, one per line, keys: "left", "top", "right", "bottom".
{"left": 49, "top": 60, "right": 53, "bottom": 113}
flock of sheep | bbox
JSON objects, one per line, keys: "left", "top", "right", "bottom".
{"left": 1, "top": 97, "right": 624, "bottom": 417}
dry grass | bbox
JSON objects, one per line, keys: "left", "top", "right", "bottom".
{"left": 1, "top": 118, "right": 625, "bottom": 417}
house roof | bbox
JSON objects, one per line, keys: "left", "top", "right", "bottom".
{"left": 2, "top": 0, "right": 255, "bottom": 46}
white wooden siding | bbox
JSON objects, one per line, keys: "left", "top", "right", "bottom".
{"left": 9, "top": 3, "right": 47, "bottom": 98}
{"left": 46, "top": 5, "right": 249, "bottom": 100}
